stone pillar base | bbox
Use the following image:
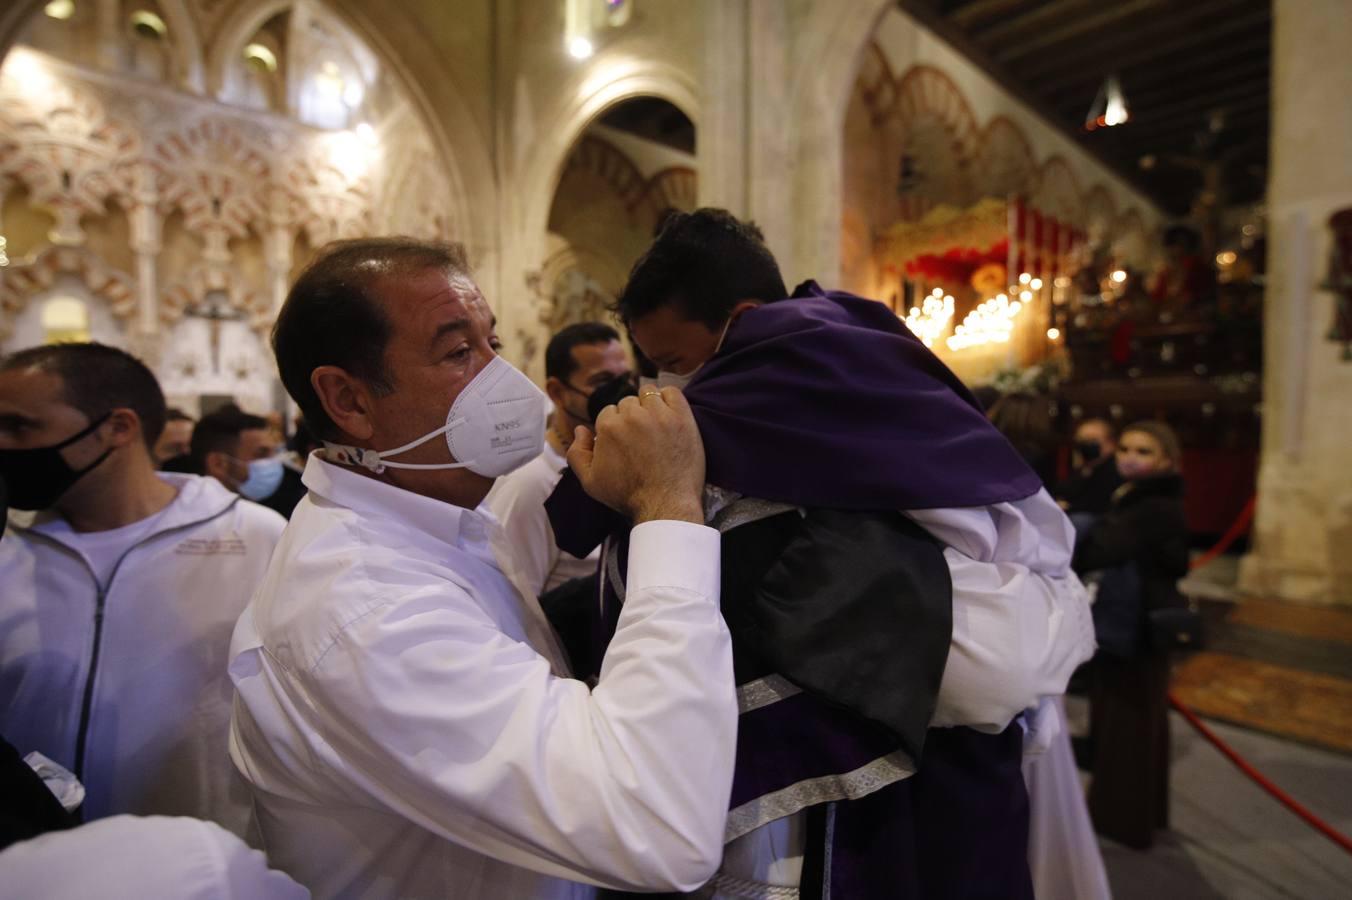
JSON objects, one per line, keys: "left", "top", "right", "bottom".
{"left": 1238, "top": 553, "right": 1352, "bottom": 607}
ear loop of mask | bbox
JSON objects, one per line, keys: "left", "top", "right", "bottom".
{"left": 326, "top": 417, "right": 475, "bottom": 473}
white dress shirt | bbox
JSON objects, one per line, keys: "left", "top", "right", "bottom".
{"left": 0, "top": 815, "right": 308, "bottom": 900}
{"left": 487, "top": 442, "right": 598, "bottom": 598}
{"left": 228, "top": 455, "right": 736, "bottom": 899}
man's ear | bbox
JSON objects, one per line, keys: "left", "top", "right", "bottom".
{"left": 103, "top": 408, "right": 143, "bottom": 449}
{"left": 729, "top": 300, "right": 762, "bottom": 323}
{"left": 311, "top": 366, "right": 375, "bottom": 442}
{"left": 203, "top": 450, "right": 233, "bottom": 482}
{"left": 544, "top": 376, "right": 567, "bottom": 409}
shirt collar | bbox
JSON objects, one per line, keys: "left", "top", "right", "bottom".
{"left": 302, "top": 452, "right": 489, "bottom": 550}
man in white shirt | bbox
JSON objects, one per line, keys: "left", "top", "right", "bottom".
{"left": 228, "top": 237, "right": 737, "bottom": 899}
{"left": 488, "top": 322, "right": 632, "bottom": 599}
{"left": 0, "top": 343, "right": 286, "bottom": 836}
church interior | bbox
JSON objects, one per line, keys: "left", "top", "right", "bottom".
{"left": 1, "top": 0, "right": 1350, "bottom": 895}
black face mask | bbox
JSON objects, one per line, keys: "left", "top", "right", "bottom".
{"left": 1075, "top": 440, "right": 1103, "bottom": 463}
{"left": 0, "top": 413, "right": 113, "bottom": 511}
{"left": 585, "top": 375, "right": 638, "bottom": 424}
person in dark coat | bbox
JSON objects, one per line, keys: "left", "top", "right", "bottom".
{"left": 1073, "top": 420, "right": 1189, "bottom": 850}
{"left": 1055, "top": 417, "right": 1123, "bottom": 519}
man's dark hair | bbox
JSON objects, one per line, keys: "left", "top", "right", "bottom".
{"left": 615, "top": 208, "right": 788, "bottom": 328}
{"left": 273, "top": 237, "right": 471, "bottom": 440}
{"left": 1, "top": 342, "right": 166, "bottom": 446}
{"left": 288, "top": 416, "right": 322, "bottom": 458}
{"left": 544, "top": 322, "right": 621, "bottom": 383}
{"left": 190, "top": 407, "right": 268, "bottom": 473}
{"left": 165, "top": 407, "right": 194, "bottom": 423}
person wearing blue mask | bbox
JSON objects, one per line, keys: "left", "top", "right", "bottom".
{"left": 190, "top": 407, "right": 287, "bottom": 509}
{"left": 0, "top": 343, "right": 285, "bottom": 837}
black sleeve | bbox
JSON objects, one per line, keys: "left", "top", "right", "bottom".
{"left": 0, "top": 735, "right": 77, "bottom": 851}
{"left": 1075, "top": 496, "right": 1188, "bottom": 575}
{"left": 723, "top": 509, "right": 953, "bottom": 763}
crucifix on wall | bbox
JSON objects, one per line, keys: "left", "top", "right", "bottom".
{"left": 182, "top": 291, "right": 244, "bottom": 374}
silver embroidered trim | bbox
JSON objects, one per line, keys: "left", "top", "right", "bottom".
{"left": 711, "top": 497, "right": 800, "bottom": 534}
{"left": 723, "top": 750, "right": 916, "bottom": 842}
{"left": 821, "top": 801, "right": 837, "bottom": 900}
{"left": 737, "top": 674, "right": 803, "bottom": 714}
{"left": 695, "top": 872, "right": 801, "bottom": 899}
{"left": 704, "top": 485, "right": 743, "bottom": 523}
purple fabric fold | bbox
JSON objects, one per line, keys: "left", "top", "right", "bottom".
{"left": 683, "top": 280, "right": 1040, "bottom": 510}
{"left": 545, "top": 281, "right": 1040, "bottom": 558}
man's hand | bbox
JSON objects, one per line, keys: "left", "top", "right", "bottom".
{"left": 567, "top": 387, "right": 705, "bottom": 524}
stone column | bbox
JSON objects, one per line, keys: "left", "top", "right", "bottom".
{"left": 696, "top": 0, "right": 749, "bottom": 215}
{"left": 696, "top": 0, "right": 792, "bottom": 264}
{"left": 94, "top": 0, "right": 121, "bottom": 72}
{"left": 265, "top": 220, "right": 292, "bottom": 313}
{"left": 1238, "top": 0, "right": 1352, "bottom": 606}
{"left": 127, "top": 163, "right": 162, "bottom": 350}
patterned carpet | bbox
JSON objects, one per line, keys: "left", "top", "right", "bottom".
{"left": 1171, "top": 598, "right": 1352, "bottom": 755}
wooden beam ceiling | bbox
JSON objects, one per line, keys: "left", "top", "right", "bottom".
{"left": 1018, "top": 5, "right": 1270, "bottom": 87}
{"left": 993, "top": 0, "right": 1174, "bottom": 64}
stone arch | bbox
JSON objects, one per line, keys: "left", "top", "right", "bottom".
{"left": 560, "top": 136, "right": 697, "bottom": 225}
{"left": 0, "top": 244, "right": 136, "bottom": 340}
{"left": 1112, "top": 208, "right": 1150, "bottom": 267}
{"left": 200, "top": 0, "right": 485, "bottom": 266}
{"left": 518, "top": 60, "right": 700, "bottom": 269}
{"left": 147, "top": 0, "right": 207, "bottom": 93}
{"left": 205, "top": 0, "right": 291, "bottom": 98}
{"left": 893, "top": 65, "right": 980, "bottom": 165}
{"left": 787, "top": 0, "right": 897, "bottom": 283}
{"left": 158, "top": 262, "right": 270, "bottom": 330}
{"left": 151, "top": 116, "right": 271, "bottom": 241}
{"left": 973, "top": 115, "right": 1038, "bottom": 200}
{"left": 562, "top": 136, "right": 651, "bottom": 211}
{"left": 641, "top": 167, "right": 697, "bottom": 219}
{"left": 1082, "top": 183, "right": 1118, "bottom": 246}
{"left": 1036, "top": 155, "right": 1084, "bottom": 225}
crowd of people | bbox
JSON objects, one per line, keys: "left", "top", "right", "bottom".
{"left": 0, "top": 209, "right": 1192, "bottom": 899}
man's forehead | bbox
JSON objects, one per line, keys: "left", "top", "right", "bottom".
{"left": 380, "top": 269, "right": 492, "bottom": 325}
{"left": 0, "top": 366, "right": 67, "bottom": 409}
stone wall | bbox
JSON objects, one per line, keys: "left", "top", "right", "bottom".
{"left": 1238, "top": 0, "right": 1352, "bottom": 606}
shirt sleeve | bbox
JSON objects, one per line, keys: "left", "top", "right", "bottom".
{"left": 930, "top": 552, "right": 1096, "bottom": 730}
{"left": 301, "top": 519, "right": 735, "bottom": 893}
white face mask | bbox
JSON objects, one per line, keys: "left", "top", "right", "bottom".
{"left": 325, "top": 355, "right": 546, "bottom": 478}
{"left": 654, "top": 315, "right": 736, "bottom": 392}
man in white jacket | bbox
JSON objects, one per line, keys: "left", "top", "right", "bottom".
{"left": 229, "top": 238, "right": 736, "bottom": 899}
{"left": 0, "top": 343, "right": 286, "bottom": 837}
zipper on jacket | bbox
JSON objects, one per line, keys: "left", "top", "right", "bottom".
{"left": 15, "top": 498, "right": 240, "bottom": 781}
{"left": 71, "top": 586, "right": 109, "bottom": 779}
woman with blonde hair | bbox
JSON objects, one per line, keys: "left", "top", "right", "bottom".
{"left": 1074, "top": 419, "right": 1189, "bottom": 849}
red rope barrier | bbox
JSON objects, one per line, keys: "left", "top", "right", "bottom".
{"left": 1168, "top": 693, "right": 1352, "bottom": 855}
{"left": 1190, "top": 496, "right": 1257, "bottom": 571}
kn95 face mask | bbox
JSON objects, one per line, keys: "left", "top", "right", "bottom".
{"left": 325, "top": 356, "right": 546, "bottom": 478}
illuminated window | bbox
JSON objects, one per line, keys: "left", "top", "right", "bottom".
{"left": 44, "top": 0, "right": 75, "bottom": 20}
{"left": 243, "top": 43, "right": 278, "bottom": 73}
{"left": 42, "top": 297, "right": 91, "bottom": 344}
{"left": 129, "top": 10, "right": 167, "bottom": 39}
